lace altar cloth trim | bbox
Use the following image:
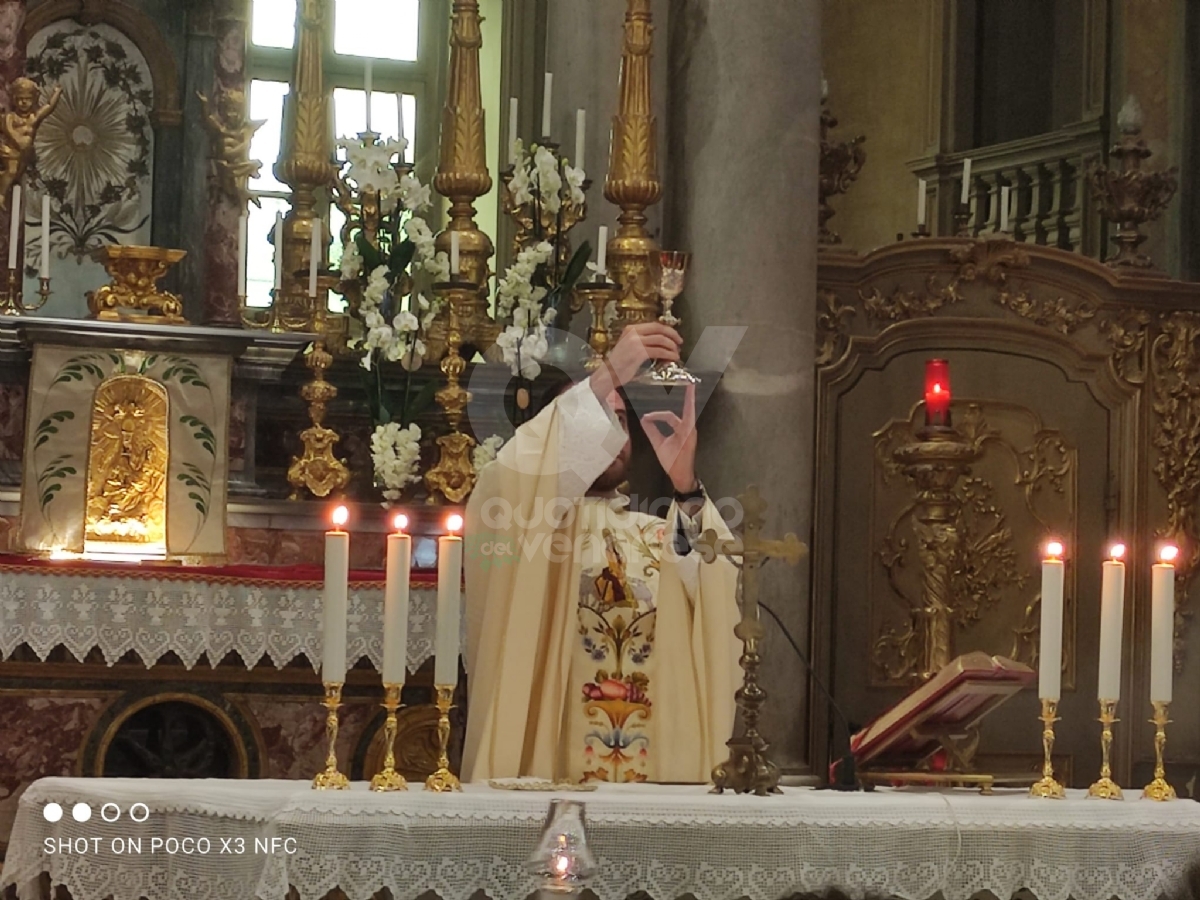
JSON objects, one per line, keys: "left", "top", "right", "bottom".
{"left": 4, "top": 778, "right": 1200, "bottom": 900}
{"left": 0, "top": 565, "right": 444, "bottom": 671}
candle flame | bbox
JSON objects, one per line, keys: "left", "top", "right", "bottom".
{"left": 1108, "top": 542, "right": 1126, "bottom": 561}
{"left": 931, "top": 383, "right": 943, "bottom": 395}
{"left": 331, "top": 505, "right": 349, "bottom": 528}
{"left": 393, "top": 513, "right": 409, "bottom": 533}
{"left": 446, "top": 513, "right": 463, "bottom": 534}
{"left": 1160, "top": 544, "right": 1179, "bottom": 564}
{"left": 554, "top": 855, "right": 570, "bottom": 875}
{"left": 1045, "top": 540, "right": 1064, "bottom": 560}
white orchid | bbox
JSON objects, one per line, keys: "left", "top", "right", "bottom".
{"left": 370, "top": 422, "right": 423, "bottom": 500}
{"left": 472, "top": 434, "right": 506, "bottom": 472}
{"left": 341, "top": 138, "right": 404, "bottom": 194}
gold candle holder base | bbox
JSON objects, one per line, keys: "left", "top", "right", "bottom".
{"left": 1029, "top": 698, "right": 1066, "bottom": 799}
{"left": 1142, "top": 700, "right": 1176, "bottom": 801}
{"left": 424, "top": 684, "right": 461, "bottom": 792}
{"left": 312, "top": 682, "right": 350, "bottom": 790}
{"left": 370, "top": 683, "right": 408, "bottom": 792}
{"left": 572, "top": 280, "right": 621, "bottom": 370}
{"left": 1087, "top": 699, "right": 1123, "bottom": 800}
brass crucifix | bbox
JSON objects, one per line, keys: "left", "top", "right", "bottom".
{"left": 696, "top": 485, "right": 807, "bottom": 796}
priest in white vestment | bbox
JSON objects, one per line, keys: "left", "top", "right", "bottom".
{"left": 463, "top": 322, "right": 741, "bottom": 784}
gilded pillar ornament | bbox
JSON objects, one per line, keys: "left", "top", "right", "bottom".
{"left": 603, "top": 0, "right": 662, "bottom": 328}
{"left": 272, "top": 0, "right": 336, "bottom": 331}
{"left": 425, "top": 282, "right": 477, "bottom": 504}
{"left": 817, "top": 80, "right": 865, "bottom": 247}
{"left": 287, "top": 340, "right": 351, "bottom": 499}
{"left": 1088, "top": 95, "right": 1178, "bottom": 270}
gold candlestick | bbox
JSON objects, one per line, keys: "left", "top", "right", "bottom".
{"left": 1029, "top": 698, "right": 1065, "bottom": 798}
{"left": 1142, "top": 701, "right": 1176, "bottom": 801}
{"left": 370, "top": 683, "right": 408, "bottom": 791}
{"left": 424, "top": 684, "right": 461, "bottom": 792}
{"left": 571, "top": 279, "right": 621, "bottom": 370}
{"left": 1087, "top": 698, "right": 1123, "bottom": 799}
{"left": 312, "top": 682, "right": 350, "bottom": 790}
{"left": 0, "top": 267, "right": 21, "bottom": 315}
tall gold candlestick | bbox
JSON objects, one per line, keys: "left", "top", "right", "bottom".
{"left": 424, "top": 684, "right": 461, "bottom": 792}
{"left": 1029, "top": 698, "right": 1065, "bottom": 798}
{"left": 1142, "top": 701, "right": 1176, "bottom": 801}
{"left": 370, "top": 683, "right": 408, "bottom": 791}
{"left": 312, "top": 682, "right": 350, "bottom": 790}
{"left": 1087, "top": 699, "right": 1123, "bottom": 799}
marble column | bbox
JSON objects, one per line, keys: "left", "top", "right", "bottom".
{"left": 666, "top": 0, "right": 821, "bottom": 775}
{"left": 0, "top": 0, "right": 25, "bottom": 274}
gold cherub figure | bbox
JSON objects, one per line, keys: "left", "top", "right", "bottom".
{"left": 198, "top": 87, "right": 265, "bottom": 208}
{"left": 0, "top": 77, "right": 62, "bottom": 211}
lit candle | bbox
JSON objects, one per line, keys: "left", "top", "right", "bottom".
{"left": 450, "top": 231, "right": 460, "bottom": 276}
{"left": 382, "top": 513, "right": 412, "bottom": 685}
{"left": 509, "top": 97, "right": 520, "bottom": 164}
{"left": 308, "top": 221, "right": 320, "bottom": 298}
{"left": 1151, "top": 544, "right": 1178, "bottom": 703}
{"left": 272, "top": 212, "right": 284, "bottom": 291}
{"left": 237, "top": 214, "right": 248, "bottom": 297}
{"left": 7, "top": 184, "right": 20, "bottom": 270}
{"left": 596, "top": 225, "right": 608, "bottom": 278}
{"left": 322, "top": 505, "right": 351, "bottom": 683}
{"left": 960, "top": 158, "right": 972, "bottom": 205}
{"left": 435, "top": 514, "right": 464, "bottom": 686}
{"left": 923, "top": 358, "right": 951, "bottom": 428}
{"left": 1039, "top": 540, "right": 1065, "bottom": 700}
{"left": 364, "top": 59, "right": 374, "bottom": 133}
{"left": 917, "top": 178, "right": 927, "bottom": 228}
{"left": 1098, "top": 543, "right": 1126, "bottom": 701}
{"left": 541, "top": 72, "right": 553, "bottom": 138}
{"left": 1000, "top": 185, "right": 1011, "bottom": 232}
{"left": 575, "top": 109, "right": 586, "bottom": 170}
{"left": 39, "top": 193, "right": 50, "bottom": 279}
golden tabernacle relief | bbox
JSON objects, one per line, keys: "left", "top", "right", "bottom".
{"left": 85, "top": 375, "right": 169, "bottom": 554}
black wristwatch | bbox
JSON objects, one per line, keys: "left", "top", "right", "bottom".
{"left": 674, "top": 481, "right": 705, "bottom": 504}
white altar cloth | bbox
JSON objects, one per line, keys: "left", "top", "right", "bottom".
{"left": 3, "top": 777, "right": 1199, "bottom": 900}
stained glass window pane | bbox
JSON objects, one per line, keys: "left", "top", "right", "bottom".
{"left": 334, "top": 0, "right": 419, "bottom": 61}
{"left": 248, "top": 79, "right": 289, "bottom": 192}
{"left": 251, "top": 0, "right": 296, "bottom": 49}
{"left": 245, "top": 196, "right": 290, "bottom": 309}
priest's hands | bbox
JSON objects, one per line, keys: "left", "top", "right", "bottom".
{"left": 640, "top": 383, "right": 699, "bottom": 495}
{"left": 588, "top": 321, "right": 682, "bottom": 398}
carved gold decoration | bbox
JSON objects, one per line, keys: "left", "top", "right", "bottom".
{"left": 1100, "top": 307, "right": 1151, "bottom": 385}
{"left": 1142, "top": 701, "right": 1176, "bottom": 801}
{"left": 816, "top": 289, "right": 855, "bottom": 367}
{"left": 604, "top": 0, "right": 662, "bottom": 329}
{"left": 312, "top": 682, "right": 350, "bottom": 790}
{"left": 86, "top": 245, "right": 187, "bottom": 324}
{"left": 0, "top": 77, "right": 61, "bottom": 210}
{"left": 425, "top": 283, "right": 477, "bottom": 503}
{"left": 85, "top": 375, "right": 169, "bottom": 548}
{"left": 1088, "top": 97, "right": 1178, "bottom": 270}
{"left": 287, "top": 341, "right": 350, "bottom": 499}
{"left": 1029, "top": 698, "right": 1066, "bottom": 799}
{"left": 697, "top": 486, "right": 808, "bottom": 796}
{"left": 572, "top": 280, "right": 622, "bottom": 369}
{"left": 199, "top": 87, "right": 265, "bottom": 209}
{"left": 1087, "top": 698, "right": 1122, "bottom": 799}
{"left": 370, "top": 683, "right": 408, "bottom": 792}
{"left": 425, "top": 685, "right": 462, "bottom": 792}
{"left": 818, "top": 89, "right": 865, "bottom": 247}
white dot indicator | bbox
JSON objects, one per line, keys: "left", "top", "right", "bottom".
{"left": 72, "top": 802, "right": 92, "bottom": 823}
{"left": 43, "top": 802, "right": 63, "bottom": 823}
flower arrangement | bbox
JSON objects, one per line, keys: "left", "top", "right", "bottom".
{"left": 471, "top": 434, "right": 506, "bottom": 472}
{"left": 370, "top": 421, "right": 422, "bottom": 500}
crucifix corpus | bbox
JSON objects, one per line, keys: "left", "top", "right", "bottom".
{"left": 696, "top": 485, "right": 807, "bottom": 796}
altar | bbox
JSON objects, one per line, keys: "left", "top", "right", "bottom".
{"left": 3, "top": 778, "right": 1199, "bottom": 900}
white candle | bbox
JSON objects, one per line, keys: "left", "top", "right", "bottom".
{"left": 308, "top": 221, "right": 320, "bottom": 298}
{"left": 396, "top": 93, "right": 406, "bottom": 152}
{"left": 322, "top": 506, "right": 351, "bottom": 683}
{"left": 364, "top": 59, "right": 373, "bottom": 133}
{"left": 509, "top": 97, "right": 520, "bottom": 164}
{"left": 917, "top": 178, "right": 927, "bottom": 228}
{"left": 382, "top": 514, "right": 412, "bottom": 685}
{"left": 272, "top": 212, "right": 284, "bottom": 291}
{"left": 960, "top": 158, "right": 972, "bottom": 205}
{"left": 237, "top": 214, "right": 248, "bottom": 297}
{"left": 39, "top": 193, "right": 50, "bottom": 279}
{"left": 7, "top": 184, "right": 20, "bottom": 270}
{"left": 596, "top": 225, "right": 608, "bottom": 276}
{"left": 1038, "top": 541, "right": 1065, "bottom": 701}
{"left": 435, "top": 515, "right": 464, "bottom": 686}
{"left": 1098, "top": 544, "right": 1126, "bottom": 701}
{"left": 450, "top": 231, "right": 460, "bottom": 275}
{"left": 1000, "top": 185, "right": 1011, "bottom": 232}
{"left": 1151, "top": 546, "right": 1178, "bottom": 703}
{"left": 541, "top": 72, "right": 553, "bottom": 138}
{"left": 575, "top": 108, "right": 586, "bottom": 170}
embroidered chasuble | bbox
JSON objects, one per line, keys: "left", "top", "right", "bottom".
{"left": 463, "top": 382, "right": 741, "bottom": 784}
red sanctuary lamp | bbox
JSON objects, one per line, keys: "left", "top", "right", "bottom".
{"left": 923, "top": 358, "right": 951, "bottom": 428}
